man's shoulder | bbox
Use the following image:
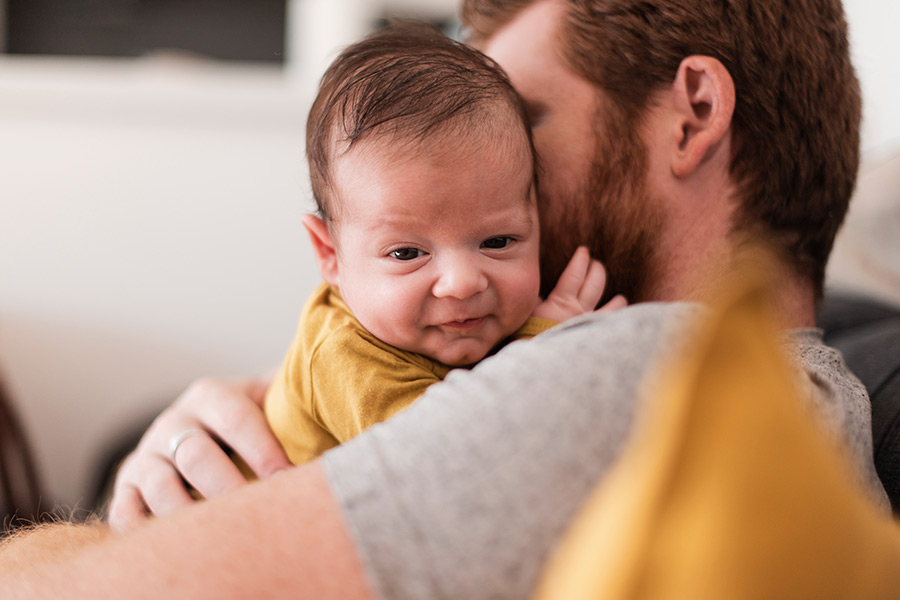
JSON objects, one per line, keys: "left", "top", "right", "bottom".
{"left": 781, "top": 327, "right": 866, "bottom": 398}
{"left": 782, "top": 328, "right": 890, "bottom": 510}
{"left": 443, "top": 301, "right": 706, "bottom": 397}
{"left": 533, "top": 301, "right": 705, "bottom": 349}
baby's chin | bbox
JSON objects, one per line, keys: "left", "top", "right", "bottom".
{"left": 427, "top": 337, "right": 506, "bottom": 368}
{"left": 436, "top": 354, "right": 484, "bottom": 368}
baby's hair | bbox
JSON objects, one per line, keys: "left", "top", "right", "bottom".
{"left": 306, "top": 20, "right": 535, "bottom": 221}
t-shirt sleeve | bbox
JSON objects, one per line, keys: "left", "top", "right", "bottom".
{"left": 321, "top": 303, "right": 700, "bottom": 600}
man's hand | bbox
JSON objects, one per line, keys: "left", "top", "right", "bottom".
{"left": 533, "top": 246, "right": 627, "bottom": 322}
{"left": 108, "top": 375, "right": 290, "bottom": 532}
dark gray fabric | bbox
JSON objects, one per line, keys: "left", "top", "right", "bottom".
{"left": 819, "top": 291, "right": 900, "bottom": 514}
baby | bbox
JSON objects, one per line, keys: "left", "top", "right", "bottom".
{"left": 265, "top": 22, "right": 623, "bottom": 464}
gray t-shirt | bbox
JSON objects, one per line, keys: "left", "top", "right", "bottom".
{"left": 322, "top": 302, "right": 887, "bottom": 600}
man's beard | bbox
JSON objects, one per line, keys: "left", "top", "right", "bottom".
{"left": 539, "top": 103, "right": 664, "bottom": 304}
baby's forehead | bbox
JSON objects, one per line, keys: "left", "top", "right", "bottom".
{"left": 335, "top": 133, "right": 531, "bottom": 213}
{"left": 335, "top": 104, "right": 533, "bottom": 174}
{"left": 326, "top": 118, "right": 536, "bottom": 227}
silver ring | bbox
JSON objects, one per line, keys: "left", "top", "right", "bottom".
{"left": 169, "top": 428, "right": 207, "bottom": 462}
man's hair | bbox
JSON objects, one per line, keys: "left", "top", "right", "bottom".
{"left": 462, "top": 0, "right": 861, "bottom": 295}
{"left": 306, "top": 20, "right": 534, "bottom": 221}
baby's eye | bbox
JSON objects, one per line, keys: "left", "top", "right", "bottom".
{"left": 482, "top": 237, "right": 513, "bottom": 250}
{"left": 389, "top": 247, "right": 424, "bottom": 261}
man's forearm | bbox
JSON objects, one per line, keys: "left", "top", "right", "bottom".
{"left": 0, "top": 519, "right": 113, "bottom": 576}
{"left": 0, "top": 462, "right": 373, "bottom": 600}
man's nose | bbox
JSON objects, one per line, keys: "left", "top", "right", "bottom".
{"left": 432, "top": 256, "right": 489, "bottom": 300}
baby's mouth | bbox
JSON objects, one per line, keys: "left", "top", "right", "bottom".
{"left": 440, "top": 316, "right": 487, "bottom": 331}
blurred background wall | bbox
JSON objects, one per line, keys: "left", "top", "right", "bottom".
{"left": 0, "top": 0, "right": 897, "bottom": 510}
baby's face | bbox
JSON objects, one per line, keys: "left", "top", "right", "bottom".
{"left": 327, "top": 131, "right": 540, "bottom": 367}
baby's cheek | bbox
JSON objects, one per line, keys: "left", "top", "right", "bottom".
{"left": 351, "top": 300, "right": 413, "bottom": 349}
{"left": 502, "top": 290, "right": 540, "bottom": 331}
{"left": 517, "top": 271, "right": 542, "bottom": 310}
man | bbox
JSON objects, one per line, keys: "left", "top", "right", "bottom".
{"left": 1, "top": 1, "right": 883, "bottom": 598}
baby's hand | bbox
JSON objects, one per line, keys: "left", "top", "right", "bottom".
{"left": 532, "top": 246, "right": 627, "bottom": 322}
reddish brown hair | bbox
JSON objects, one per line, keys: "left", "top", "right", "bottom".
{"left": 306, "top": 20, "right": 535, "bottom": 221}
{"left": 463, "top": 0, "right": 861, "bottom": 295}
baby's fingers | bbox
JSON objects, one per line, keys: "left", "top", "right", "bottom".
{"left": 578, "top": 257, "right": 609, "bottom": 310}
{"left": 598, "top": 294, "right": 628, "bottom": 312}
{"left": 548, "top": 246, "right": 592, "bottom": 300}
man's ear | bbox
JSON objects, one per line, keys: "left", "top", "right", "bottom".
{"left": 302, "top": 214, "right": 340, "bottom": 287}
{"left": 669, "top": 56, "right": 735, "bottom": 178}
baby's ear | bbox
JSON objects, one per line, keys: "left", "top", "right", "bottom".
{"left": 302, "top": 214, "right": 340, "bottom": 286}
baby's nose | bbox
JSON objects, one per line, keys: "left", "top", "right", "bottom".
{"left": 432, "top": 257, "right": 489, "bottom": 300}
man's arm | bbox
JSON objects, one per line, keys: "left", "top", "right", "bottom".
{"left": 7, "top": 303, "right": 697, "bottom": 599}
{"left": 2, "top": 462, "right": 373, "bottom": 600}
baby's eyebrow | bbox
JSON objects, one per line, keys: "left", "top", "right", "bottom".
{"left": 498, "top": 207, "right": 535, "bottom": 230}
